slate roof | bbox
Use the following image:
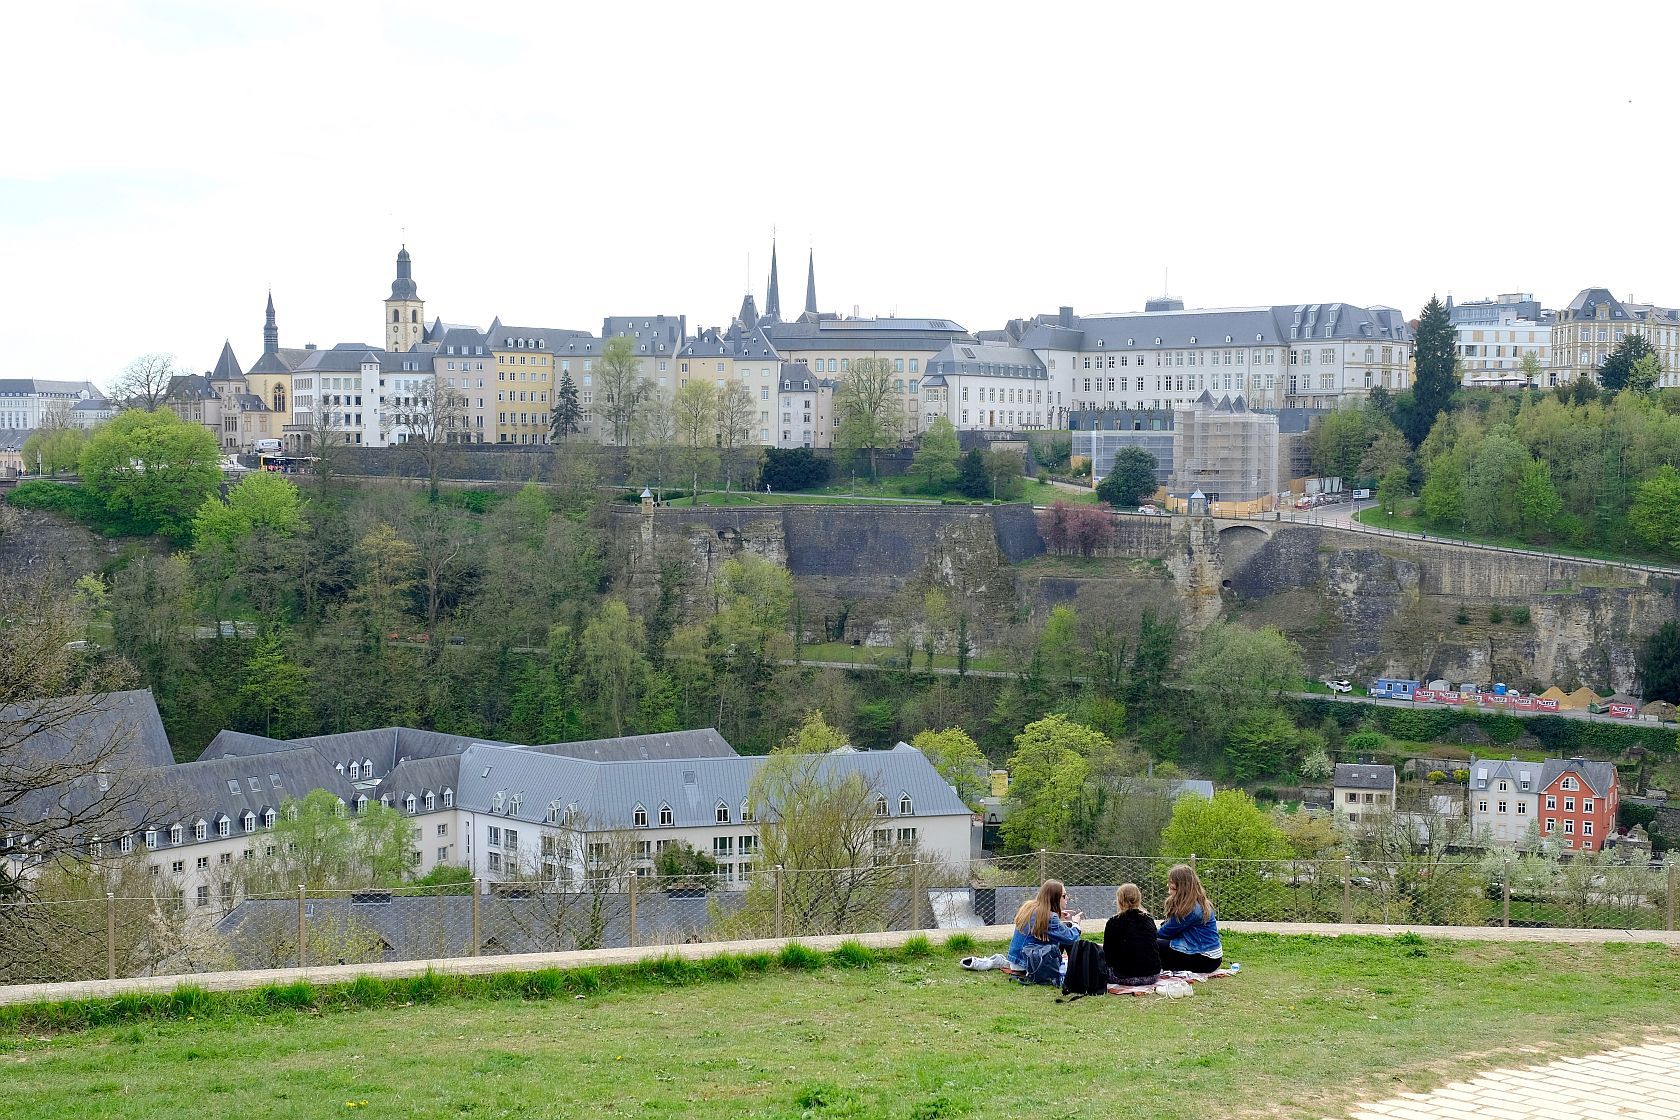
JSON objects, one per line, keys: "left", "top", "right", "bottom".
{"left": 247, "top": 348, "right": 309, "bottom": 376}
{"left": 0, "top": 378, "right": 106, "bottom": 398}
{"left": 1558, "top": 287, "right": 1680, "bottom": 324}
{"left": 210, "top": 341, "right": 243, "bottom": 381}
{"left": 1467, "top": 757, "right": 1542, "bottom": 793}
{"left": 530, "top": 728, "right": 739, "bottom": 762}
{"left": 291, "top": 347, "right": 387, "bottom": 374}
{"left": 146, "top": 747, "right": 359, "bottom": 831}
{"left": 4, "top": 690, "right": 175, "bottom": 770}
{"left": 3, "top": 690, "right": 178, "bottom": 828}
{"left": 0, "top": 427, "right": 34, "bottom": 449}
{"left": 485, "top": 319, "right": 593, "bottom": 350}
{"left": 1333, "top": 763, "right": 1396, "bottom": 792}
{"left": 926, "top": 342, "right": 1048, "bottom": 380}
{"left": 1538, "top": 758, "right": 1618, "bottom": 798}
{"left": 679, "top": 325, "right": 781, "bottom": 361}
{"left": 1001, "top": 303, "right": 1413, "bottom": 351}
{"left": 602, "top": 315, "right": 687, "bottom": 356}
{"left": 458, "top": 742, "right": 969, "bottom": 831}
{"left": 763, "top": 317, "right": 974, "bottom": 353}
{"left": 165, "top": 373, "right": 216, "bottom": 402}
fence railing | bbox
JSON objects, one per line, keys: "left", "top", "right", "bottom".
{"left": 2, "top": 852, "right": 1675, "bottom": 987}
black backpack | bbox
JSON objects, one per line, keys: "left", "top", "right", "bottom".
{"left": 1059, "top": 939, "right": 1110, "bottom": 1001}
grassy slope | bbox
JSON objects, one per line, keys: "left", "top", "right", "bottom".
{"left": 5, "top": 933, "right": 1677, "bottom": 1120}
{"left": 1354, "top": 500, "right": 1674, "bottom": 571}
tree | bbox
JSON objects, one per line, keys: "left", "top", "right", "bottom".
{"left": 1638, "top": 621, "right": 1680, "bottom": 704}
{"left": 349, "top": 522, "right": 419, "bottom": 641}
{"left": 1462, "top": 429, "right": 1530, "bottom": 537}
{"left": 910, "top": 417, "right": 961, "bottom": 492}
{"left": 672, "top": 380, "right": 719, "bottom": 502}
{"left": 715, "top": 384, "right": 759, "bottom": 492}
{"left": 832, "top": 357, "right": 901, "bottom": 478}
{"left": 1376, "top": 464, "right": 1410, "bottom": 516}
{"left": 384, "top": 376, "right": 469, "bottom": 501}
{"left": 551, "top": 370, "right": 583, "bottom": 441}
{"left": 0, "top": 579, "right": 147, "bottom": 902}
{"left": 1629, "top": 353, "right": 1663, "bottom": 394}
{"left": 1357, "top": 424, "right": 1412, "bottom": 482}
{"left": 80, "top": 407, "right": 222, "bottom": 540}
{"left": 238, "top": 628, "right": 310, "bottom": 737}
{"left": 1629, "top": 465, "right": 1680, "bottom": 555}
{"left": 1160, "top": 790, "right": 1289, "bottom": 863}
{"left": 1000, "top": 714, "right": 1113, "bottom": 853}
{"left": 982, "top": 449, "right": 1024, "bottom": 500}
{"left": 1599, "top": 333, "right": 1656, "bottom": 393}
{"left": 1519, "top": 350, "right": 1544, "bottom": 388}
{"left": 1308, "top": 409, "right": 1374, "bottom": 480}
{"left": 1408, "top": 296, "right": 1457, "bottom": 446}
{"left": 910, "top": 727, "right": 988, "bottom": 810}
{"left": 580, "top": 598, "right": 650, "bottom": 736}
{"left": 781, "top": 709, "right": 849, "bottom": 753}
{"left": 1036, "top": 605, "right": 1081, "bottom": 686}
{"left": 1514, "top": 458, "right": 1563, "bottom": 541}
{"left": 110, "top": 353, "right": 178, "bottom": 412}
{"left": 652, "top": 840, "right": 718, "bottom": 885}
{"left": 192, "top": 472, "right": 304, "bottom": 552}
{"left": 20, "top": 427, "right": 89, "bottom": 475}
{"left": 762, "top": 447, "right": 831, "bottom": 491}
{"left": 629, "top": 388, "right": 680, "bottom": 496}
{"left": 597, "top": 336, "right": 650, "bottom": 447}
{"left": 1223, "top": 708, "right": 1300, "bottom": 782}
{"left": 1184, "top": 623, "right": 1303, "bottom": 737}
{"left": 1096, "top": 445, "right": 1158, "bottom": 507}
{"left": 247, "top": 789, "right": 412, "bottom": 891}
{"left": 956, "top": 447, "right": 990, "bottom": 498}
{"left": 305, "top": 406, "right": 350, "bottom": 492}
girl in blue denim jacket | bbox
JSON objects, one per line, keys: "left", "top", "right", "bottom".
{"left": 1006, "top": 879, "right": 1083, "bottom": 973}
{"left": 1156, "top": 864, "right": 1222, "bottom": 973}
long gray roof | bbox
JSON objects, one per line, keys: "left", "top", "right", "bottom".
{"left": 603, "top": 315, "right": 686, "bottom": 355}
{"left": 147, "top": 747, "right": 358, "bottom": 830}
{"left": 1468, "top": 757, "right": 1542, "bottom": 793}
{"left": 0, "top": 378, "right": 105, "bottom": 398}
{"left": 763, "top": 317, "right": 974, "bottom": 353}
{"left": 926, "top": 342, "right": 1048, "bottom": 380}
{"left": 1559, "top": 287, "right": 1679, "bottom": 324}
{"left": 457, "top": 742, "right": 969, "bottom": 831}
{"left": 530, "top": 728, "right": 738, "bottom": 762}
{"left": 1004, "top": 303, "right": 1413, "bottom": 350}
{"left": 679, "top": 325, "right": 781, "bottom": 361}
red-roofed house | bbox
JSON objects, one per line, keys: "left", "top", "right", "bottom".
{"left": 1538, "top": 758, "right": 1619, "bottom": 852}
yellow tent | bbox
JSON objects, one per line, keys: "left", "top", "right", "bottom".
{"left": 1538, "top": 686, "right": 1569, "bottom": 706}
{"left": 1561, "top": 687, "right": 1601, "bottom": 710}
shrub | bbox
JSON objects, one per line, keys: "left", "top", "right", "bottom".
{"left": 1345, "top": 731, "right": 1386, "bottom": 754}
{"left": 1489, "top": 605, "right": 1504, "bottom": 624}
{"left": 1453, "top": 768, "right": 1470, "bottom": 782}
{"left": 1427, "top": 770, "right": 1447, "bottom": 783}
{"left": 1511, "top": 605, "right": 1532, "bottom": 625}
{"left": 5, "top": 479, "right": 102, "bottom": 520}
{"left": 1455, "top": 607, "right": 1471, "bottom": 625}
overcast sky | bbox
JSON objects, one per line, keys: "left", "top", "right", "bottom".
{"left": 5, "top": 1, "right": 1677, "bottom": 385}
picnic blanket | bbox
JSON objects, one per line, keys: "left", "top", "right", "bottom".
{"left": 1107, "top": 966, "right": 1239, "bottom": 997}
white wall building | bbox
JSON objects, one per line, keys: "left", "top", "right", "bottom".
{"left": 921, "top": 342, "right": 1049, "bottom": 431}
{"left": 0, "top": 378, "right": 111, "bottom": 432}
{"left": 1468, "top": 757, "right": 1541, "bottom": 847}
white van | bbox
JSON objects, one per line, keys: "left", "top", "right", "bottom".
{"left": 253, "top": 438, "right": 283, "bottom": 452}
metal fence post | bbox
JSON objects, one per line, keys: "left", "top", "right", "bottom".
{"left": 774, "top": 864, "right": 785, "bottom": 939}
{"left": 627, "top": 871, "right": 639, "bottom": 948}
{"left": 1189, "top": 852, "right": 1197, "bottom": 872}
{"left": 1341, "top": 856, "right": 1353, "bottom": 925}
{"left": 296, "top": 885, "right": 306, "bottom": 969}
{"left": 471, "top": 877, "right": 482, "bottom": 956}
{"left": 911, "top": 859, "right": 922, "bottom": 931}
{"left": 1501, "top": 860, "right": 1512, "bottom": 929}
{"left": 1667, "top": 864, "right": 1677, "bottom": 933}
{"left": 105, "top": 893, "right": 116, "bottom": 980}
{"left": 1038, "top": 848, "right": 1047, "bottom": 883}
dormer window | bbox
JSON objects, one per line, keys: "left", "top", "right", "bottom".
{"left": 741, "top": 800, "right": 754, "bottom": 823}
{"left": 144, "top": 829, "right": 158, "bottom": 850}
{"left": 242, "top": 812, "right": 256, "bottom": 833}
{"left": 633, "top": 804, "right": 648, "bottom": 828}
{"left": 363, "top": 758, "right": 373, "bottom": 778}
{"left": 659, "top": 803, "right": 673, "bottom": 826}
{"left": 264, "top": 809, "right": 276, "bottom": 828}
{"left": 509, "top": 793, "right": 523, "bottom": 814}
{"left": 194, "top": 820, "right": 208, "bottom": 842}
{"left": 875, "top": 796, "right": 889, "bottom": 817}
{"left": 171, "top": 824, "right": 183, "bottom": 846}
{"left": 349, "top": 762, "right": 360, "bottom": 780}
{"left": 492, "top": 791, "right": 506, "bottom": 813}
{"left": 405, "top": 795, "right": 417, "bottom": 815}
{"left": 356, "top": 795, "right": 369, "bottom": 813}
{"left": 443, "top": 789, "right": 454, "bottom": 808}
{"left": 715, "top": 801, "right": 731, "bottom": 824}
{"left": 547, "top": 800, "right": 562, "bottom": 824}
{"left": 425, "top": 792, "right": 435, "bottom": 811}
{"left": 900, "top": 795, "right": 913, "bottom": 816}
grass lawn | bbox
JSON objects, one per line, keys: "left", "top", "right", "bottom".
{"left": 1354, "top": 501, "right": 1675, "bottom": 571}
{"left": 6, "top": 933, "right": 1677, "bottom": 1120}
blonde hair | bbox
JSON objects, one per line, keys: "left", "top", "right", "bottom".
{"left": 1114, "top": 882, "right": 1143, "bottom": 913}
{"left": 1014, "top": 879, "right": 1065, "bottom": 940}
{"left": 1163, "top": 864, "right": 1212, "bottom": 922}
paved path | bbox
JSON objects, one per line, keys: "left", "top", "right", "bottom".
{"left": 1340, "top": 1040, "right": 1680, "bottom": 1120}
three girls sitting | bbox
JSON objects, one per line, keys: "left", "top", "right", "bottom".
{"left": 1103, "top": 863, "right": 1223, "bottom": 985}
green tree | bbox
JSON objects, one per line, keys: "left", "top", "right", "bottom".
{"left": 1629, "top": 465, "right": 1680, "bottom": 555}
{"left": 250, "top": 789, "right": 413, "bottom": 890}
{"left": 1514, "top": 458, "right": 1563, "bottom": 540}
{"left": 982, "top": 449, "right": 1024, "bottom": 500}
{"left": 714, "top": 554, "right": 794, "bottom": 656}
{"left": 20, "top": 426, "right": 88, "bottom": 474}
{"left": 1462, "top": 429, "right": 1530, "bottom": 536}
{"left": 1223, "top": 709, "right": 1299, "bottom": 782}
{"left": 832, "top": 357, "right": 901, "bottom": 478}
{"left": 781, "top": 708, "right": 849, "bottom": 753}
{"left": 1408, "top": 296, "right": 1457, "bottom": 446}
{"left": 910, "top": 416, "right": 960, "bottom": 492}
{"left": 1000, "top": 715, "right": 1113, "bottom": 853}
{"left": 551, "top": 370, "right": 584, "bottom": 441}
{"left": 1356, "top": 423, "right": 1411, "bottom": 482}
{"left": 349, "top": 522, "right": 419, "bottom": 641}
{"left": 1599, "top": 332, "right": 1656, "bottom": 393}
{"left": 1036, "top": 605, "right": 1081, "bottom": 687}
{"left": 580, "top": 598, "right": 649, "bottom": 736}
{"left": 192, "top": 471, "right": 304, "bottom": 552}
{"left": 80, "top": 408, "right": 221, "bottom": 540}
{"left": 672, "top": 379, "right": 720, "bottom": 502}
{"left": 1638, "top": 620, "right": 1680, "bottom": 704}
{"left": 1184, "top": 623, "right": 1303, "bottom": 737}
{"left": 956, "top": 447, "right": 989, "bottom": 498}
{"left": 1518, "top": 350, "right": 1544, "bottom": 388}
{"left": 1095, "top": 445, "right": 1158, "bottom": 507}
{"left": 598, "top": 336, "right": 651, "bottom": 447}
{"left": 1629, "top": 353, "right": 1663, "bottom": 394}
{"left": 1308, "top": 408, "right": 1374, "bottom": 479}
{"left": 1160, "top": 789, "right": 1289, "bottom": 863}
{"left": 1419, "top": 448, "right": 1467, "bottom": 527}
{"left": 911, "top": 727, "right": 989, "bottom": 810}
{"left": 1376, "top": 464, "right": 1410, "bottom": 516}
{"left": 238, "top": 628, "right": 310, "bottom": 737}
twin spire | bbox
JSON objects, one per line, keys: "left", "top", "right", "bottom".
{"left": 757, "top": 236, "right": 819, "bottom": 324}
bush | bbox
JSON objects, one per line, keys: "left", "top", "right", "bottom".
{"left": 1427, "top": 770, "right": 1447, "bottom": 783}
{"left": 1489, "top": 605, "right": 1504, "bottom": 624}
{"left": 762, "top": 447, "right": 833, "bottom": 492}
{"left": 1452, "top": 768, "right": 1470, "bottom": 782}
{"left": 5, "top": 480, "right": 102, "bottom": 520}
{"left": 1511, "top": 605, "right": 1531, "bottom": 625}
{"left": 1344, "top": 731, "right": 1386, "bottom": 754}
{"left": 1455, "top": 607, "right": 1471, "bottom": 625}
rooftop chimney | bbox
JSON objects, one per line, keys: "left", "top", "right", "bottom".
{"left": 1058, "top": 306, "right": 1074, "bottom": 327}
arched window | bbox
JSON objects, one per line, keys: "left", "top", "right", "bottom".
{"left": 874, "top": 796, "right": 888, "bottom": 817}
{"left": 632, "top": 804, "right": 648, "bottom": 828}
{"left": 899, "top": 795, "right": 913, "bottom": 816}
{"left": 272, "top": 385, "right": 286, "bottom": 413}
{"left": 411, "top": 310, "right": 419, "bottom": 323}
{"left": 392, "top": 309, "right": 400, "bottom": 323}
{"left": 659, "top": 803, "right": 673, "bottom": 826}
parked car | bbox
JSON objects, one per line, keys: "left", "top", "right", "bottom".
{"left": 1136, "top": 506, "right": 1163, "bottom": 516}
{"left": 1322, "top": 678, "right": 1352, "bottom": 693}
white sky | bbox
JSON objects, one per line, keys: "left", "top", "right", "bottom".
{"left": 4, "top": 0, "right": 1678, "bottom": 384}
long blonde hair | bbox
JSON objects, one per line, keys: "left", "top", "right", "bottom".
{"left": 1163, "top": 864, "right": 1212, "bottom": 921}
{"left": 1115, "top": 882, "right": 1144, "bottom": 913}
{"left": 1014, "top": 879, "right": 1065, "bottom": 939}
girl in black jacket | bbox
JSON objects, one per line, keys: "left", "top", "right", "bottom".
{"left": 1103, "top": 883, "right": 1162, "bottom": 986}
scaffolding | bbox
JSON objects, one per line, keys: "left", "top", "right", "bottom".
{"left": 1169, "top": 392, "right": 1278, "bottom": 503}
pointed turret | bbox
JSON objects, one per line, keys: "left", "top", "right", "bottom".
{"left": 211, "top": 340, "right": 243, "bottom": 381}
{"left": 737, "top": 291, "right": 760, "bottom": 330}
{"left": 764, "top": 238, "right": 782, "bottom": 322}
{"left": 389, "top": 245, "right": 420, "bottom": 301}
{"left": 263, "top": 290, "right": 279, "bottom": 355}
{"left": 384, "top": 244, "right": 425, "bottom": 352}
{"left": 804, "top": 249, "right": 818, "bottom": 317}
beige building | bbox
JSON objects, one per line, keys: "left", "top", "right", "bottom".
{"left": 677, "top": 309, "right": 782, "bottom": 446}
{"left": 384, "top": 246, "right": 425, "bottom": 354}
{"left": 1332, "top": 763, "right": 1397, "bottom": 828}
{"left": 1549, "top": 287, "right": 1680, "bottom": 387}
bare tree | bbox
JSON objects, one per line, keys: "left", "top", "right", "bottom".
{"left": 0, "top": 580, "right": 156, "bottom": 905}
{"left": 716, "top": 383, "right": 760, "bottom": 492}
{"left": 833, "top": 357, "right": 902, "bottom": 479}
{"left": 306, "top": 406, "right": 351, "bottom": 490}
{"left": 383, "top": 376, "right": 468, "bottom": 500}
{"left": 110, "top": 354, "right": 179, "bottom": 413}
{"left": 671, "top": 380, "right": 718, "bottom": 503}
{"left": 597, "top": 336, "right": 651, "bottom": 447}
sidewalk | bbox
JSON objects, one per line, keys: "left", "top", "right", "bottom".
{"left": 5, "top": 920, "right": 1678, "bottom": 1008}
{"left": 1341, "top": 1040, "right": 1680, "bottom": 1120}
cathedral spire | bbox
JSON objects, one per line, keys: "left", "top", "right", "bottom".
{"left": 764, "top": 236, "right": 782, "bottom": 322}
{"left": 389, "top": 244, "right": 419, "bottom": 301}
{"left": 804, "top": 249, "right": 818, "bottom": 317}
{"left": 263, "top": 290, "right": 279, "bottom": 355}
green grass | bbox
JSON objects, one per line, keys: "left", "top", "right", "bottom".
{"left": 1355, "top": 501, "right": 1674, "bottom": 571}
{"left": 5, "top": 933, "right": 1678, "bottom": 1119}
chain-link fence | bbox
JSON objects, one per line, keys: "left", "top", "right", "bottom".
{"left": 4, "top": 852, "right": 1675, "bottom": 987}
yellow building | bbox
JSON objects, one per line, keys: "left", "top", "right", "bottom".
{"left": 384, "top": 246, "right": 425, "bottom": 354}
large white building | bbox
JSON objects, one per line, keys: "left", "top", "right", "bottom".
{"left": 1449, "top": 293, "right": 1552, "bottom": 387}
{"left": 999, "top": 298, "right": 1413, "bottom": 423}
{"left": 920, "top": 342, "right": 1049, "bottom": 432}
{"left": 0, "top": 378, "right": 111, "bottom": 432}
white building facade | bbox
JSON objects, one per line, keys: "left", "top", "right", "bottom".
{"left": 1468, "top": 757, "right": 1541, "bottom": 847}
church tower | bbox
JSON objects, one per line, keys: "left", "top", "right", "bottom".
{"left": 384, "top": 245, "right": 425, "bottom": 352}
